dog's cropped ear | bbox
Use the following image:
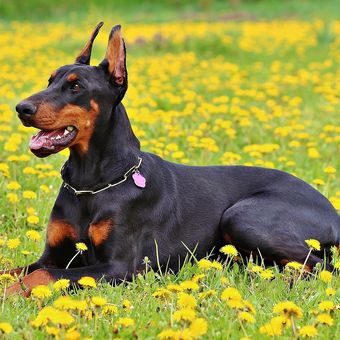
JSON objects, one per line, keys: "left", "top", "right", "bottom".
{"left": 75, "top": 21, "right": 104, "bottom": 65}
{"left": 100, "top": 24, "right": 127, "bottom": 86}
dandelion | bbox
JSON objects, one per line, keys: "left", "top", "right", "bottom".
{"left": 26, "top": 230, "right": 41, "bottom": 241}
{"left": 66, "top": 243, "right": 88, "bottom": 269}
{"left": 177, "top": 292, "right": 197, "bottom": 309}
{"left": 197, "top": 258, "right": 222, "bottom": 270}
{"left": 115, "top": 317, "right": 135, "bottom": 327}
{"left": 316, "top": 313, "right": 333, "bottom": 326}
{"left": 173, "top": 308, "right": 196, "bottom": 321}
{"left": 158, "top": 328, "right": 178, "bottom": 339}
{"left": 7, "top": 238, "right": 20, "bottom": 249}
{"left": 27, "top": 215, "right": 40, "bottom": 225}
{"left": 102, "top": 305, "right": 118, "bottom": 315}
{"left": 6, "top": 193, "right": 18, "bottom": 203}
{"left": 220, "top": 244, "right": 238, "bottom": 256}
{"left": 273, "top": 301, "right": 303, "bottom": 319}
{"left": 198, "top": 289, "right": 216, "bottom": 299}
{"left": 318, "top": 270, "right": 332, "bottom": 283}
{"left": 260, "top": 269, "right": 275, "bottom": 280}
{"left": 189, "top": 318, "right": 208, "bottom": 337}
{"left": 323, "top": 166, "right": 336, "bottom": 175}
{"left": 45, "top": 326, "right": 60, "bottom": 336}
{"left": 23, "top": 190, "right": 37, "bottom": 199}
{"left": 250, "top": 265, "right": 263, "bottom": 273}
{"left": 325, "top": 288, "right": 335, "bottom": 296}
{"left": 122, "top": 299, "right": 133, "bottom": 310}
{"left": 78, "top": 276, "right": 96, "bottom": 288}
{"left": 91, "top": 296, "right": 107, "bottom": 307}
{"left": 299, "top": 325, "right": 318, "bottom": 337}
{"left": 180, "top": 280, "right": 199, "bottom": 291}
{"left": 318, "top": 300, "right": 335, "bottom": 311}
{"left": 285, "top": 261, "right": 303, "bottom": 270}
{"left": 65, "top": 328, "right": 80, "bottom": 340}
{"left": 31, "top": 285, "right": 52, "bottom": 299}
{"left": 6, "top": 181, "right": 21, "bottom": 190}
{"left": 305, "top": 239, "right": 320, "bottom": 251}
{"left": 53, "top": 279, "right": 70, "bottom": 292}
{"left": 152, "top": 288, "right": 171, "bottom": 299}
{"left": 0, "top": 322, "right": 13, "bottom": 334}
{"left": 239, "top": 311, "right": 255, "bottom": 324}
{"left": 221, "top": 287, "right": 242, "bottom": 301}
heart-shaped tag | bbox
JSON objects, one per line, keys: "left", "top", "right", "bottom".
{"left": 132, "top": 172, "right": 146, "bottom": 188}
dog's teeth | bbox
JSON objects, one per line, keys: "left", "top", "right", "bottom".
{"left": 56, "top": 135, "right": 61, "bottom": 140}
{"left": 64, "top": 129, "right": 70, "bottom": 135}
{"left": 66, "top": 126, "right": 74, "bottom": 131}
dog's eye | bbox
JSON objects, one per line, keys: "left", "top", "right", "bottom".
{"left": 70, "top": 82, "right": 81, "bottom": 92}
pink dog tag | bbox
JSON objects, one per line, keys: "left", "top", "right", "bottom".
{"left": 132, "top": 172, "right": 146, "bottom": 188}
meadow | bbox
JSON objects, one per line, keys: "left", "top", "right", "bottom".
{"left": 0, "top": 0, "right": 339, "bottom": 339}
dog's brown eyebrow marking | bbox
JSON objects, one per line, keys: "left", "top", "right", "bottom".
{"left": 89, "top": 219, "right": 114, "bottom": 246}
{"left": 47, "top": 220, "right": 77, "bottom": 247}
{"left": 67, "top": 73, "right": 79, "bottom": 82}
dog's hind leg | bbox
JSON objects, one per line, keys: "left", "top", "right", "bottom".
{"left": 220, "top": 196, "right": 335, "bottom": 270}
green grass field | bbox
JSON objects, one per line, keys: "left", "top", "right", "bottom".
{"left": 0, "top": 0, "right": 339, "bottom": 338}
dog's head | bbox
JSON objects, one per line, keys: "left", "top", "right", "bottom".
{"left": 16, "top": 22, "right": 127, "bottom": 157}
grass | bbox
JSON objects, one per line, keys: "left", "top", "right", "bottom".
{"left": 0, "top": 0, "right": 339, "bottom": 339}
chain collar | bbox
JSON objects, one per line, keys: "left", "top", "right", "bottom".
{"left": 61, "top": 157, "right": 143, "bottom": 196}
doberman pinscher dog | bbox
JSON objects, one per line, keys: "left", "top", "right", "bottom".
{"left": 5, "top": 22, "right": 340, "bottom": 295}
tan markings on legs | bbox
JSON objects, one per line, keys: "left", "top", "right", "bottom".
{"left": 89, "top": 219, "right": 113, "bottom": 246}
{"left": 47, "top": 220, "right": 77, "bottom": 247}
{"left": 223, "top": 232, "right": 233, "bottom": 244}
{"left": 5, "top": 269, "right": 54, "bottom": 297}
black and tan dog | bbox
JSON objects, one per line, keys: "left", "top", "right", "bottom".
{"left": 4, "top": 22, "right": 340, "bottom": 295}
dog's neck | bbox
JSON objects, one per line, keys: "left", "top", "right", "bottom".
{"left": 62, "top": 103, "right": 141, "bottom": 190}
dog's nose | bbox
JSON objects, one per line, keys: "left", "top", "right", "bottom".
{"left": 16, "top": 101, "right": 37, "bottom": 116}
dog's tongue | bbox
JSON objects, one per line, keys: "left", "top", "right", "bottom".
{"left": 29, "top": 128, "right": 65, "bottom": 150}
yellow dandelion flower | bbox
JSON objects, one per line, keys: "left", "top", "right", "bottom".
{"left": 65, "top": 328, "right": 80, "bottom": 340}
{"left": 243, "top": 300, "right": 256, "bottom": 314}
{"left": 158, "top": 328, "right": 178, "bottom": 339}
{"left": 334, "top": 261, "right": 340, "bottom": 269}
{"left": 318, "top": 300, "right": 335, "bottom": 311}
{"left": 45, "top": 326, "right": 60, "bottom": 336}
{"left": 189, "top": 318, "right": 208, "bottom": 337}
{"left": 75, "top": 242, "right": 88, "bottom": 252}
{"left": 273, "top": 301, "right": 303, "bottom": 319}
{"left": 7, "top": 238, "right": 21, "bottom": 249}
{"left": 0, "top": 322, "right": 13, "bottom": 334}
{"left": 239, "top": 311, "right": 255, "bottom": 323}
{"left": 227, "top": 299, "right": 244, "bottom": 309}
{"left": 7, "top": 193, "right": 18, "bottom": 203}
{"left": 6, "top": 181, "right": 21, "bottom": 190}
{"left": 40, "top": 184, "right": 50, "bottom": 193}
{"left": 198, "top": 289, "right": 216, "bottom": 299}
{"left": 152, "top": 288, "right": 171, "bottom": 299}
{"left": 122, "top": 299, "right": 133, "bottom": 310}
{"left": 53, "top": 279, "right": 70, "bottom": 291}
{"left": 0, "top": 274, "right": 15, "bottom": 283}
{"left": 312, "top": 179, "right": 325, "bottom": 186}
{"left": 221, "top": 287, "right": 242, "bottom": 301}
{"left": 250, "top": 265, "right": 263, "bottom": 273}
{"left": 191, "top": 274, "right": 205, "bottom": 283}
{"left": 260, "top": 269, "right": 275, "bottom": 280}
{"left": 316, "top": 313, "right": 333, "bottom": 326}
{"left": 23, "top": 190, "right": 37, "bottom": 199}
{"left": 167, "top": 284, "right": 183, "bottom": 292}
{"left": 31, "top": 285, "right": 52, "bottom": 299}
{"left": 305, "top": 239, "right": 321, "bottom": 251}
{"left": 319, "top": 270, "right": 332, "bottom": 283}
{"left": 220, "top": 244, "right": 238, "bottom": 256}
{"left": 78, "top": 276, "right": 96, "bottom": 288}
{"left": 286, "top": 261, "right": 303, "bottom": 270}
{"left": 115, "top": 317, "right": 135, "bottom": 327}
{"left": 323, "top": 166, "right": 336, "bottom": 175}
{"left": 26, "top": 230, "right": 41, "bottom": 241}
{"left": 220, "top": 277, "right": 229, "bottom": 285}
{"left": 27, "top": 215, "right": 40, "bottom": 225}
{"left": 173, "top": 308, "right": 196, "bottom": 322}
{"left": 91, "top": 296, "right": 107, "bottom": 307}
{"left": 197, "top": 259, "right": 222, "bottom": 270}
{"left": 259, "top": 321, "right": 282, "bottom": 336}
{"left": 102, "top": 305, "right": 118, "bottom": 315}
{"left": 177, "top": 292, "right": 197, "bottom": 309}
{"left": 299, "top": 325, "right": 318, "bottom": 338}
{"left": 325, "top": 288, "right": 335, "bottom": 296}
{"left": 180, "top": 280, "right": 199, "bottom": 291}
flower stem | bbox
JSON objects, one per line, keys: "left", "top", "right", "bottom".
{"left": 66, "top": 251, "right": 80, "bottom": 269}
{"left": 297, "top": 249, "right": 312, "bottom": 281}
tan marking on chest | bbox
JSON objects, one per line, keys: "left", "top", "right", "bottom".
{"left": 47, "top": 220, "right": 77, "bottom": 247}
{"left": 88, "top": 219, "right": 113, "bottom": 246}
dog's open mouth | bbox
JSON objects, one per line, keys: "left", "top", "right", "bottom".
{"left": 29, "top": 125, "right": 78, "bottom": 157}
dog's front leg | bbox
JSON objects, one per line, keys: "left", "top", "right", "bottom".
{"left": 5, "top": 263, "right": 116, "bottom": 297}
